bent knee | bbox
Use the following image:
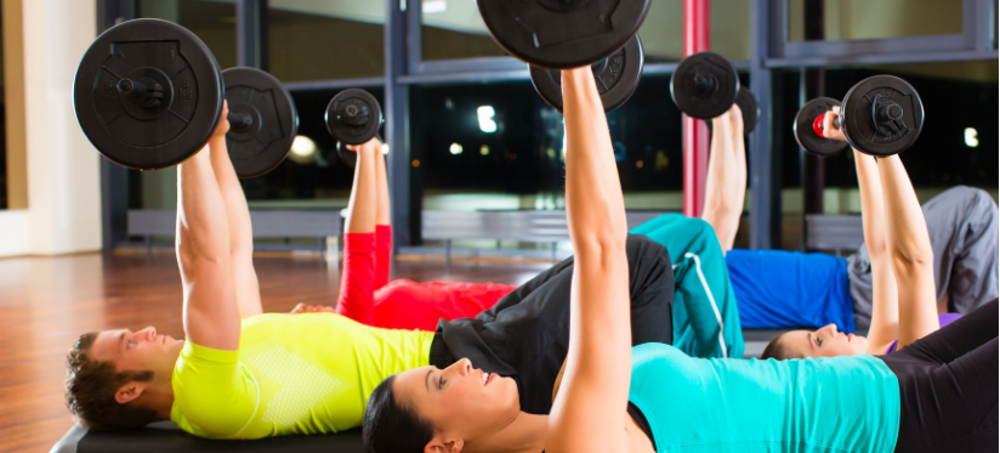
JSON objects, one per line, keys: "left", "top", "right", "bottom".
{"left": 677, "top": 217, "right": 718, "bottom": 242}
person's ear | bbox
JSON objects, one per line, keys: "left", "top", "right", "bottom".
{"left": 425, "top": 437, "right": 464, "bottom": 453}
{"left": 114, "top": 381, "right": 147, "bottom": 405}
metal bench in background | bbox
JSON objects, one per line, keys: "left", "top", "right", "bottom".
{"left": 127, "top": 209, "right": 342, "bottom": 258}
{"left": 420, "top": 210, "right": 670, "bottom": 263}
{"left": 127, "top": 210, "right": 865, "bottom": 260}
{"left": 805, "top": 214, "right": 864, "bottom": 257}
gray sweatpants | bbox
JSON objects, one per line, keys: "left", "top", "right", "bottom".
{"left": 847, "top": 186, "right": 999, "bottom": 330}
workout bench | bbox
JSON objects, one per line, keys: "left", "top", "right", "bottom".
{"left": 804, "top": 214, "right": 864, "bottom": 257}
{"left": 50, "top": 421, "right": 364, "bottom": 453}
{"left": 420, "top": 210, "right": 670, "bottom": 263}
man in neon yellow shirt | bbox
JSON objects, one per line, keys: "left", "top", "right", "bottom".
{"left": 64, "top": 104, "right": 679, "bottom": 438}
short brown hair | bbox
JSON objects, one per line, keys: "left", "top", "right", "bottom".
{"left": 64, "top": 332, "right": 158, "bottom": 431}
{"left": 760, "top": 333, "right": 796, "bottom": 360}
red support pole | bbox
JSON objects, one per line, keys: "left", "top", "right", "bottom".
{"left": 682, "top": 0, "right": 711, "bottom": 218}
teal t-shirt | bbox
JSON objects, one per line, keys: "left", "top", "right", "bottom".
{"left": 629, "top": 343, "right": 900, "bottom": 452}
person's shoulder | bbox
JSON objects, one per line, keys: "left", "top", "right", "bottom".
{"left": 632, "top": 343, "right": 685, "bottom": 364}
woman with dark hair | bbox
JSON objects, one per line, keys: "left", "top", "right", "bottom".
{"left": 760, "top": 107, "right": 961, "bottom": 360}
{"left": 362, "top": 70, "right": 997, "bottom": 453}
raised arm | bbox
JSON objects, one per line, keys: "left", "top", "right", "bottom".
{"left": 824, "top": 110, "right": 937, "bottom": 350}
{"left": 343, "top": 139, "right": 379, "bottom": 235}
{"left": 850, "top": 147, "right": 899, "bottom": 353}
{"left": 701, "top": 105, "right": 746, "bottom": 252}
{"left": 875, "top": 155, "right": 939, "bottom": 348}
{"left": 208, "top": 101, "right": 262, "bottom": 319}
{"left": 374, "top": 141, "right": 391, "bottom": 227}
{"left": 373, "top": 139, "right": 392, "bottom": 289}
{"left": 333, "top": 138, "right": 381, "bottom": 325}
{"left": 177, "top": 111, "right": 240, "bottom": 351}
{"left": 546, "top": 67, "right": 631, "bottom": 453}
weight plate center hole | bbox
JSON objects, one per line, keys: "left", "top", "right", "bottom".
{"left": 693, "top": 72, "right": 717, "bottom": 96}
{"left": 339, "top": 102, "right": 370, "bottom": 126}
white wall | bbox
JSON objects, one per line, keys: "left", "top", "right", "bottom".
{"left": 0, "top": 0, "right": 101, "bottom": 257}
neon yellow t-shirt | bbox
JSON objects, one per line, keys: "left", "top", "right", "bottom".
{"left": 169, "top": 313, "right": 434, "bottom": 439}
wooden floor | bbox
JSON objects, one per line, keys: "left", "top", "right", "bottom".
{"left": 0, "top": 252, "right": 550, "bottom": 453}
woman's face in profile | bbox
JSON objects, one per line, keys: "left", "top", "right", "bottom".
{"left": 781, "top": 323, "right": 870, "bottom": 358}
{"left": 393, "top": 358, "right": 522, "bottom": 441}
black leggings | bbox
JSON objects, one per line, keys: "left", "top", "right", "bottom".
{"left": 880, "top": 298, "right": 998, "bottom": 452}
{"left": 431, "top": 234, "right": 675, "bottom": 415}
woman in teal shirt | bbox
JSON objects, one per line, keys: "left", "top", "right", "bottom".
{"left": 361, "top": 68, "right": 996, "bottom": 452}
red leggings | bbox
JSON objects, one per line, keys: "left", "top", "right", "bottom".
{"left": 335, "top": 226, "right": 517, "bottom": 331}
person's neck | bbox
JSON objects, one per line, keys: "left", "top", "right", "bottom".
{"left": 138, "top": 377, "right": 176, "bottom": 421}
{"left": 468, "top": 412, "right": 548, "bottom": 453}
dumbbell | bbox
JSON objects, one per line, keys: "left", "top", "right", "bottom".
{"left": 670, "top": 52, "right": 760, "bottom": 134}
{"left": 477, "top": 0, "right": 651, "bottom": 70}
{"left": 324, "top": 89, "right": 384, "bottom": 168}
{"left": 477, "top": 0, "right": 649, "bottom": 113}
{"left": 74, "top": 19, "right": 298, "bottom": 178}
{"left": 794, "top": 75, "right": 924, "bottom": 157}
{"left": 529, "top": 34, "right": 644, "bottom": 114}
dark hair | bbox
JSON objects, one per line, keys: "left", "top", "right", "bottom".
{"left": 760, "top": 333, "right": 795, "bottom": 360}
{"left": 64, "top": 332, "right": 158, "bottom": 431}
{"left": 363, "top": 375, "right": 435, "bottom": 453}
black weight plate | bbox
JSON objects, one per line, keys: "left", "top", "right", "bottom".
{"left": 793, "top": 97, "right": 848, "bottom": 157}
{"left": 669, "top": 52, "right": 739, "bottom": 120}
{"left": 477, "top": 0, "right": 651, "bottom": 69}
{"left": 530, "top": 34, "right": 643, "bottom": 113}
{"left": 325, "top": 89, "right": 383, "bottom": 146}
{"left": 336, "top": 132, "right": 383, "bottom": 169}
{"left": 736, "top": 87, "right": 760, "bottom": 134}
{"left": 706, "top": 87, "right": 760, "bottom": 135}
{"left": 222, "top": 67, "right": 298, "bottom": 178}
{"left": 74, "top": 18, "right": 223, "bottom": 170}
{"left": 841, "top": 75, "right": 924, "bottom": 157}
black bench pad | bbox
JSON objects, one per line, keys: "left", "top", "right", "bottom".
{"left": 53, "top": 422, "right": 363, "bottom": 453}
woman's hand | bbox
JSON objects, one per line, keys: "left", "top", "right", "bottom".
{"left": 289, "top": 303, "right": 336, "bottom": 314}
{"left": 345, "top": 136, "right": 382, "bottom": 156}
{"left": 822, "top": 106, "right": 847, "bottom": 142}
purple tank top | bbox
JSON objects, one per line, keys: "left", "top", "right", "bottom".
{"left": 885, "top": 313, "right": 963, "bottom": 354}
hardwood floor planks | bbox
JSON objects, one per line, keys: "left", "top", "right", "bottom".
{"left": 0, "top": 252, "right": 549, "bottom": 453}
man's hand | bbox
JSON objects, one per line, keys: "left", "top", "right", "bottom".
{"left": 212, "top": 100, "right": 231, "bottom": 139}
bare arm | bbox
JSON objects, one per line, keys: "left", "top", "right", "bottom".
{"left": 208, "top": 101, "right": 262, "bottom": 319}
{"left": 546, "top": 67, "right": 631, "bottom": 453}
{"left": 851, "top": 148, "right": 899, "bottom": 353}
{"left": 701, "top": 105, "right": 746, "bottom": 252}
{"left": 824, "top": 111, "right": 936, "bottom": 350}
{"left": 177, "top": 115, "right": 240, "bottom": 351}
{"left": 343, "top": 139, "right": 380, "bottom": 234}
{"left": 374, "top": 140, "right": 390, "bottom": 226}
{"left": 876, "top": 155, "right": 939, "bottom": 348}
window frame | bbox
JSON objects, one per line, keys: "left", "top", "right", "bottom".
{"left": 97, "top": 0, "right": 999, "bottom": 251}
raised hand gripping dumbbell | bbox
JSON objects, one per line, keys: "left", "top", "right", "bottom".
{"left": 794, "top": 75, "right": 924, "bottom": 157}
{"left": 324, "top": 89, "right": 383, "bottom": 168}
{"left": 476, "top": 0, "right": 650, "bottom": 113}
{"left": 669, "top": 52, "right": 760, "bottom": 134}
{"left": 529, "top": 34, "right": 644, "bottom": 113}
{"left": 74, "top": 19, "right": 298, "bottom": 178}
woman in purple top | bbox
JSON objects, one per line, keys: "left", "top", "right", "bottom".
{"left": 762, "top": 106, "right": 953, "bottom": 360}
